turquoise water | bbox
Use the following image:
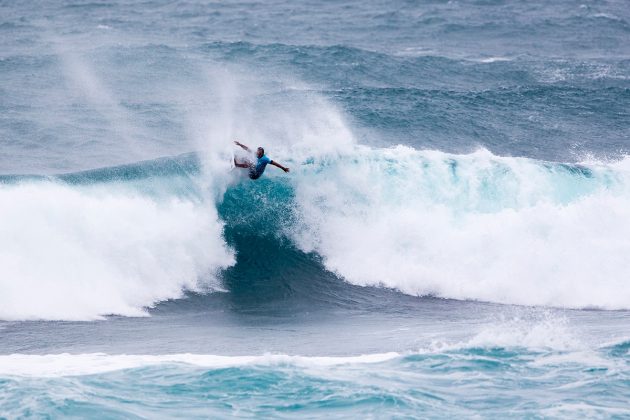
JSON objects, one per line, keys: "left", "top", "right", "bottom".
{"left": 2, "top": 345, "right": 629, "bottom": 418}
{"left": 1, "top": 0, "right": 630, "bottom": 418}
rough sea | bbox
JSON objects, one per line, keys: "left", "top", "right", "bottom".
{"left": 1, "top": 0, "right": 629, "bottom": 418}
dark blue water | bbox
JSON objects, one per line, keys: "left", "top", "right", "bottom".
{"left": 1, "top": 0, "right": 629, "bottom": 418}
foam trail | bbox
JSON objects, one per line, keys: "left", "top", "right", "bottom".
{"left": 0, "top": 181, "right": 234, "bottom": 321}
{"left": 0, "top": 352, "right": 400, "bottom": 377}
{"left": 289, "top": 146, "right": 630, "bottom": 310}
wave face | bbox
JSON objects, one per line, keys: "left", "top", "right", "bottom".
{"left": 3, "top": 145, "right": 629, "bottom": 321}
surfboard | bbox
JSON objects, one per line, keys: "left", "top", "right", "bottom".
{"left": 229, "top": 152, "right": 235, "bottom": 170}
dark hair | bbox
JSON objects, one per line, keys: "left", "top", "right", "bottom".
{"left": 257, "top": 147, "right": 265, "bottom": 154}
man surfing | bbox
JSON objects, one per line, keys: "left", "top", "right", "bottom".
{"left": 233, "top": 140, "right": 290, "bottom": 180}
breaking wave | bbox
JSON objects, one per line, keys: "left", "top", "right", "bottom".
{"left": 2, "top": 144, "right": 630, "bottom": 321}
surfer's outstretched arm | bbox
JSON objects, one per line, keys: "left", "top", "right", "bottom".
{"left": 271, "top": 160, "right": 290, "bottom": 173}
{"left": 234, "top": 140, "right": 250, "bottom": 152}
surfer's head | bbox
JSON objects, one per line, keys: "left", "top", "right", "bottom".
{"left": 256, "top": 147, "right": 264, "bottom": 158}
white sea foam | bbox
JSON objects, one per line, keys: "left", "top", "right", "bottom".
{"left": 0, "top": 352, "right": 400, "bottom": 377}
{"left": 465, "top": 314, "right": 581, "bottom": 351}
{"left": 0, "top": 182, "right": 234, "bottom": 321}
{"left": 541, "top": 402, "right": 630, "bottom": 418}
{"left": 421, "top": 311, "right": 583, "bottom": 354}
{"left": 476, "top": 56, "right": 512, "bottom": 63}
{"left": 289, "top": 146, "right": 630, "bottom": 310}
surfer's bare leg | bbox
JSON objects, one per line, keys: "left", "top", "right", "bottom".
{"left": 234, "top": 141, "right": 254, "bottom": 169}
{"left": 234, "top": 157, "right": 251, "bottom": 169}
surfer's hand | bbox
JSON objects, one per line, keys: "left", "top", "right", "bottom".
{"left": 283, "top": 167, "right": 290, "bottom": 173}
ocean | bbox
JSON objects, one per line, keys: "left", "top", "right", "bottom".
{"left": 1, "top": 0, "right": 629, "bottom": 417}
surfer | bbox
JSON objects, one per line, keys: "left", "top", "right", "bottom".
{"left": 233, "top": 140, "right": 290, "bottom": 179}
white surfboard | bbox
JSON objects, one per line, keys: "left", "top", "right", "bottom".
{"left": 229, "top": 152, "right": 235, "bottom": 171}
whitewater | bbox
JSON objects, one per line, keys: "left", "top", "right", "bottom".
{"left": 2, "top": 145, "right": 630, "bottom": 321}
{"left": 1, "top": 0, "right": 629, "bottom": 417}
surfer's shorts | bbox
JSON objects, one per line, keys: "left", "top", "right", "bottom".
{"left": 248, "top": 166, "right": 261, "bottom": 180}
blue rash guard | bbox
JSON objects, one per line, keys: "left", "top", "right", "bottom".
{"left": 248, "top": 155, "right": 272, "bottom": 179}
